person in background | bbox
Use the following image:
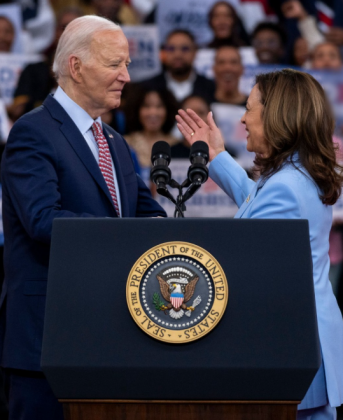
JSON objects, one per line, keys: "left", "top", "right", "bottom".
{"left": 310, "top": 41, "right": 343, "bottom": 301}
{"left": 21, "top": 0, "right": 56, "bottom": 54}
{"left": 282, "top": 0, "right": 324, "bottom": 53}
{"left": 140, "top": 29, "right": 215, "bottom": 104}
{"left": 124, "top": 87, "right": 179, "bottom": 185}
{"left": 0, "top": 17, "right": 14, "bottom": 53}
{"left": 291, "top": 37, "right": 310, "bottom": 67}
{"left": 251, "top": 22, "right": 287, "bottom": 65}
{"left": 328, "top": 136, "right": 343, "bottom": 299}
{"left": 171, "top": 95, "right": 211, "bottom": 159}
{"left": 9, "top": 7, "right": 83, "bottom": 122}
{"left": 282, "top": 0, "right": 343, "bottom": 49}
{"left": 210, "top": 45, "right": 247, "bottom": 106}
{"left": 311, "top": 42, "right": 342, "bottom": 71}
{"left": 130, "top": 0, "right": 156, "bottom": 22}
{"left": 207, "top": 1, "right": 249, "bottom": 48}
{"left": 91, "top": 0, "right": 139, "bottom": 24}
{"left": 0, "top": 141, "right": 6, "bottom": 419}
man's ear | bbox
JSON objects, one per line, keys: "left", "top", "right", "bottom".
{"left": 68, "top": 55, "right": 83, "bottom": 83}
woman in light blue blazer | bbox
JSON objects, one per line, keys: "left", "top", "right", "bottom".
{"left": 176, "top": 69, "right": 343, "bottom": 420}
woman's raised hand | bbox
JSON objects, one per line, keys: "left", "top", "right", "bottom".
{"left": 176, "top": 109, "right": 225, "bottom": 161}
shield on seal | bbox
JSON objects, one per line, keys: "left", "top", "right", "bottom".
{"left": 171, "top": 292, "right": 184, "bottom": 309}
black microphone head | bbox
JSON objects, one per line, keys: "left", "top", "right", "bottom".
{"left": 190, "top": 141, "right": 209, "bottom": 162}
{"left": 151, "top": 141, "right": 171, "bottom": 164}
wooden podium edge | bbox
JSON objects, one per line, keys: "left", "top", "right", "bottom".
{"left": 60, "top": 399, "right": 300, "bottom": 404}
{"left": 61, "top": 399, "right": 301, "bottom": 420}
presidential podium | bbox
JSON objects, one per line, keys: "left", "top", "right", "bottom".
{"left": 41, "top": 218, "right": 320, "bottom": 420}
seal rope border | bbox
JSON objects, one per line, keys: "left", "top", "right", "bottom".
{"left": 126, "top": 241, "right": 229, "bottom": 344}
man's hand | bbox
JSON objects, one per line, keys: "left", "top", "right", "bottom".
{"left": 281, "top": 0, "right": 308, "bottom": 21}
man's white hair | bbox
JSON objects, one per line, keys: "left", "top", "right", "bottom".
{"left": 53, "top": 15, "right": 121, "bottom": 82}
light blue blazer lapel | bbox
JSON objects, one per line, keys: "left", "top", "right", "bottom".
{"left": 103, "top": 128, "right": 130, "bottom": 217}
{"left": 234, "top": 178, "right": 266, "bottom": 219}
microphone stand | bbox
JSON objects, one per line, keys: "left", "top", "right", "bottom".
{"left": 166, "top": 178, "right": 203, "bottom": 218}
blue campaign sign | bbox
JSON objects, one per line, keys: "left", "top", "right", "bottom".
{"left": 157, "top": 0, "right": 244, "bottom": 46}
{"left": 157, "top": 0, "right": 215, "bottom": 46}
{"left": 0, "top": 53, "right": 41, "bottom": 105}
{"left": 122, "top": 25, "right": 161, "bottom": 82}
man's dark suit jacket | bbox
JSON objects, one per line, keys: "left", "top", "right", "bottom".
{"left": 0, "top": 94, "right": 166, "bottom": 371}
{"left": 140, "top": 72, "right": 215, "bottom": 104}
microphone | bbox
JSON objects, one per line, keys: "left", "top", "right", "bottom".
{"left": 187, "top": 141, "right": 209, "bottom": 184}
{"left": 181, "top": 141, "right": 209, "bottom": 204}
{"left": 150, "top": 141, "right": 172, "bottom": 192}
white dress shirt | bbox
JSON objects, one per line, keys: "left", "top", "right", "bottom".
{"left": 53, "top": 86, "right": 122, "bottom": 216}
{"left": 165, "top": 71, "right": 196, "bottom": 102}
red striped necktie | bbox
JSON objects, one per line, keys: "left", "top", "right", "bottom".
{"left": 91, "top": 122, "right": 120, "bottom": 217}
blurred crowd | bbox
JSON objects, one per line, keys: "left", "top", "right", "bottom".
{"left": 0, "top": 1, "right": 342, "bottom": 301}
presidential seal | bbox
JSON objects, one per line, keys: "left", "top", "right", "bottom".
{"left": 126, "top": 242, "right": 228, "bottom": 343}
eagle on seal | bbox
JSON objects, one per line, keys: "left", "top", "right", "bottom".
{"left": 156, "top": 275, "right": 199, "bottom": 312}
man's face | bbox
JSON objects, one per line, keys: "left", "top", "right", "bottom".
{"left": 164, "top": 33, "right": 196, "bottom": 77}
{"left": 77, "top": 30, "right": 130, "bottom": 118}
{"left": 0, "top": 17, "right": 14, "bottom": 52}
{"left": 253, "top": 29, "right": 284, "bottom": 64}
{"left": 213, "top": 47, "right": 243, "bottom": 92}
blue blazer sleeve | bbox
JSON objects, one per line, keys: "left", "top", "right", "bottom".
{"left": 209, "top": 151, "right": 255, "bottom": 207}
{"left": 135, "top": 174, "right": 166, "bottom": 218}
{"left": 2, "top": 119, "right": 97, "bottom": 244}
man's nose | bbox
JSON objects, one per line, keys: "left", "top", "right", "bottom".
{"left": 119, "top": 66, "right": 130, "bottom": 83}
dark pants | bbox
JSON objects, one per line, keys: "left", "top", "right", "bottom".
{"left": 4, "top": 369, "right": 64, "bottom": 420}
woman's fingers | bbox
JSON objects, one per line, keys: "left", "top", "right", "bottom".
{"left": 175, "top": 115, "right": 193, "bottom": 136}
{"left": 185, "top": 108, "right": 206, "bottom": 128}
{"left": 207, "top": 111, "right": 218, "bottom": 130}
{"left": 178, "top": 109, "right": 203, "bottom": 132}
{"left": 176, "top": 123, "right": 192, "bottom": 143}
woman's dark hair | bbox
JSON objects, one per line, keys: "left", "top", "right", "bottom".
{"left": 254, "top": 69, "right": 343, "bottom": 205}
{"left": 207, "top": 1, "right": 249, "bottom": 47}
{"left": 124, "top": 86, "right": 179, "bottom": 134}
{"left": 181, "top": 94, "right": 210, "bottom": 109}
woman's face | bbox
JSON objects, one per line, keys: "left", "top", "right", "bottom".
{"left": 0, "top": 17, "right": 14, "bottom": 52}
{"left": 293, "top": 37, "right": 309, "bottom": 67}
{"left": 211, "top": 4, "right": 234, "bottom": 39}
{"left": 139, "top": 92, "right": 167, "bottom": 133}
{"left": 241, "top": 84, "right": 269, "bottom": 157}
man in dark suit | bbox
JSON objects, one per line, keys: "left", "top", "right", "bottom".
{"left": 0, "top": 15, "right": 166, "bottom": 420}
{"left": 141, "top": 29, "right": 215, "bottom": 104}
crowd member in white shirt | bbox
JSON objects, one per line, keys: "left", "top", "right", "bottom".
{"left": 140, "top": 29, "right": 215, "bottom": 105}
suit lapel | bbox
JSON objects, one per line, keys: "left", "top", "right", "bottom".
{"left": 103, "top": 127, "right": 130, "bottom": 217}
{"left": 44, "top": 95, "right": 116, "bottom": 210}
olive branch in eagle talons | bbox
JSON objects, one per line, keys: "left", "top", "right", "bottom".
{"left": 153, "top": 275, "right": 202, "bottom": 320}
